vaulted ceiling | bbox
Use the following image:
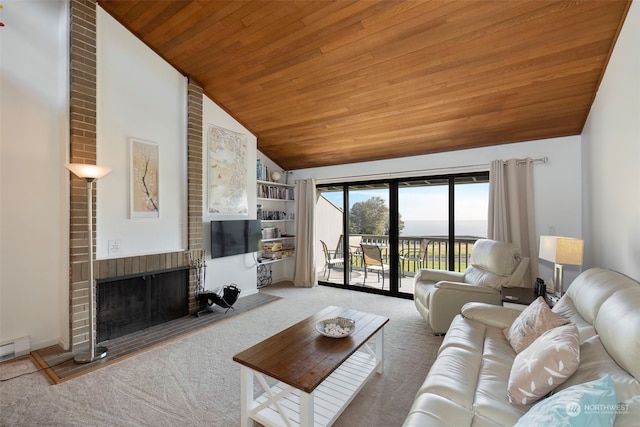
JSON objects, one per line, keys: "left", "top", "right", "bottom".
{"left": 98, "top": 0, "right": 630, "bottom": 171}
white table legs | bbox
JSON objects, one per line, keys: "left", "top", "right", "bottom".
{"left": 239, "top": 328, "right": 385, "bottom": 427}
{"left": 240, "top": 365, "right": 253, "bottom": 427}
{"left": 375, "top": 328, "right": 384, "bottom": 374}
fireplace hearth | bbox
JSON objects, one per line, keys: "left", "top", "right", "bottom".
{"left": 96, "top": 267, "right": 189, "bottom": 342}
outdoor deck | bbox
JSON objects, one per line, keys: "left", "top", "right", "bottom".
{"left": 317, "top": 236, "right": 481, "bottom": 296}
{"left": 318, "top": 266, "right": 417, "bottom": 295}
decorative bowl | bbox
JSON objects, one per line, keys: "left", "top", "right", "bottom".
{"left": 316, "top": 317, "right": 355, "bottom": 338}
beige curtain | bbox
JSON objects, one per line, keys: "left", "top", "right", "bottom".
{"left": 293, "top": 178, "right": 317, "bottom": 287}
{"left": 488, "top": 159, "right": 539, "bottom": 287}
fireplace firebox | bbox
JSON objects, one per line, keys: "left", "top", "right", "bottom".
{"left": 96, "top": 267, "right": 189, "bottom": 342}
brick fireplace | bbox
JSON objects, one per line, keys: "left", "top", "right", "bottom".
{"left": 68, "top": 0, "right": 205, "bottom": 351}
{"left": 96, "top": 266, "right": 190, "bottom": 342}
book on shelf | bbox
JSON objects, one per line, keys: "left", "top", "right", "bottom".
{"left": 260, "top": 210, "right": 289, "bottom": 220}
{"left": 258, "top": 184, "right": 294, "bottom": 200}
{"left": 257, "top": 159, "right": 275, "bottom": 182}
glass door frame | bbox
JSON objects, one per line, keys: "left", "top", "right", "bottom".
{"left": 316, "top": 171, "right": 489, "bottom": 299}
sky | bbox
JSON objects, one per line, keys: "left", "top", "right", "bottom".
{"left": 321, "top": 182, "right": 489, "bottom": 222}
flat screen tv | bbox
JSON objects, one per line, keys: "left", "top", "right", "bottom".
{"left": 210, "top": 219, "right": 262, "bottom": 259}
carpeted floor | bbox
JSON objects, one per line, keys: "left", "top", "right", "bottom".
{"left": 30, "top": 292, "right": 281, "bottom": 384}
{"left": 0, "top": 282, "right": 443, "bottom": 427}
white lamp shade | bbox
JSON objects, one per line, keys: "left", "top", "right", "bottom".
{"left": 539, "top": 235, "right": 584, "bottom": 266}
{"left": 65, "top": 163, "right": 112, "bottom": 180}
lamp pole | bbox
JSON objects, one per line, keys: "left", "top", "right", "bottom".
{"left": 65, "top": 163, "right": 112, "bottom": 363}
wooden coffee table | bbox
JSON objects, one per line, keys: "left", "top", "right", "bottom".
{"left": 233, "top": 305, "right": 389, "bottom": 427}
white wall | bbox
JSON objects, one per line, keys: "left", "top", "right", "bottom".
{"left": 96, "top": 9, "right": 188, "bottom": 259}
{"left": 202, "top": 98, "right": 260, "bottom": 295}
{"left": 582, "top": 0, "right": 640, "bottom": 281}
{"left": 290, "top": 136, "right": 584, "bottom": 286}
{"left": 316, "top": 196, "right": 344, "bottom": 273}
{"left": 0, "top": 0, "right": 69, "bottom": 350}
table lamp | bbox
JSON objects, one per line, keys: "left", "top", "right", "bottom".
{"left": 538, "top": 235, "right": 584, "bottom": 295}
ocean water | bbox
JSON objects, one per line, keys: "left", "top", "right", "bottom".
{"left": 401, "top": 220, "right": 487, "bottom": 238}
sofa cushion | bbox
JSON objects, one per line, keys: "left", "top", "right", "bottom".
{"left": 462, "top": 302, "right": 521, "bottom": 330}
{"left": 514, "top": 376, "right": 617, "bottom": 427}
{"left": 564, "top": 268, "right": 635, "bottom": 325}
{"left": 555, "top": 335, "right": 640, "bottom": 402}
{"left": 508, "top": 323, "right": 580, "bottom": 405}
{"left": 403, "top": 315, "right": 526, "bottom": 427}
{"left": 615, "top": 395, "right": 640, "bottom": 427}
{"left": 594, "top": 286, "right": 640, "bottom": 380}
{"left": 463, "top": 266, "right": 512, "bottom": 290}
{"left": 504, "top": 296, "right": 569, "bottom": 353}
{"left": 552, "top": 296, "right": 597, "bottom": 343}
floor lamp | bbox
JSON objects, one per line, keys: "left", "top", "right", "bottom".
{"left": 65, "top": 163, "right": 112, "bottom": 363}
{"left": 539, "top": 235, "right": 584, "bottom": 296}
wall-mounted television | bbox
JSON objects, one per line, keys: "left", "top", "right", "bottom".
{"left": 210, "top": 220, "right": 262, "bottom": 259}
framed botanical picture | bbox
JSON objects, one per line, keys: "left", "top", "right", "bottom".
{"left": 130, "top": 138, "right": 159, "bottom": 218}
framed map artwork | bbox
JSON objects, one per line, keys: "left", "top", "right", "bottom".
{"left": 130, "top": 138, "right": 160, "bottom": 218}
{"left": 207, "top": 125, "right": 248, "bottom": 215}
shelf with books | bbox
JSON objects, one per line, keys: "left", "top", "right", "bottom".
{"left": 257, "top": 179, "right": 293, "bottom": 188}
{"left": 256, "top": 159, "right": 296, "bottom": 280}
{"left": 257, "top": 183, "right": 294, "bottom": 201}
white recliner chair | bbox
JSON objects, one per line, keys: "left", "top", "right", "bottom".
{"left": 414, "top": 239, "right": 529, "bottom": 334}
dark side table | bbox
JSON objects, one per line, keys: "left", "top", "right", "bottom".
{"left": 501, "top": 286, "right": 538, "bottom": 311}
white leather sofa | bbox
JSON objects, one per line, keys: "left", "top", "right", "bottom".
{"left": 414, "top": 239, "right": 529, "bottom": 334}
{"left": 403, "top": 268, "right": 640, "bottom": 426}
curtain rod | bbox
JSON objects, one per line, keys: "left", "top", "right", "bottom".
{"left": 509, "top": 156, "right": 548, "bottom": 165}
{"left": 308, "top": 156, "right": 548, "bottom": 184}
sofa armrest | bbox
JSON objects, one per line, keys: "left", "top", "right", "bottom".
{"left": 461, "top": 302, "right": 521, "bottom": 329}
{"left": 435, "top": 281, "right": 498, "bottom": 294}
{"left": 426, "top": 283, "right": 502, "bottom": 334}
{"left": 416, "top": 269, "right": 465, "bottom": 284}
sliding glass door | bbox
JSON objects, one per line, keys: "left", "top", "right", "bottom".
{"left": 347, "top": 183, "right": 394, "bottom": 291}
{"left": 453, "top": 176, "right": 490, "bottom": 271}
{"left": 316, "top": 172, "right": 488, "bottom": 299}
{"left": 398, "top": 178, "right": 450, "bottom": 290}
{"left": 316, "top": 182, "right": 395, "bottom": 293}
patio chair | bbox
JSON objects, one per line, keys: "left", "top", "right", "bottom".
{"left": 360, "top": 244, "right": 389, "bottom": 289}
{"left": 400, "top": 238, "right": 430, "bottom": 277}
{"left": 321, "top": 240, "right": 344, "bottom": 279}
{"left": 348, "top": 235, "right": 363, "bottom": 267}
{"left": 334, "top": 235, "right": 345, "bottom": 258}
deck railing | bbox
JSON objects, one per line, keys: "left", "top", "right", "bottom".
{"left": 345, "top": 235, "right": 481, "bottom": 275}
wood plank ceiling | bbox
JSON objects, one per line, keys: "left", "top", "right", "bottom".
{"left": 98, "top": 0, "right": 630, "bottom": 171}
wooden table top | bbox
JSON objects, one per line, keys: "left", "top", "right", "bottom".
{"left": 233, "top": 305, "right": 389, "bottom": 394}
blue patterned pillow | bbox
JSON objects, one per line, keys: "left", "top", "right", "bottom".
{"left": 515, "top": 376, "right": 618, "bottom": 427}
